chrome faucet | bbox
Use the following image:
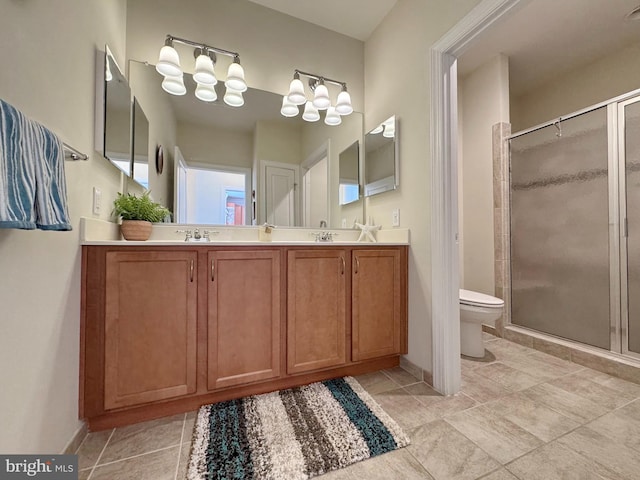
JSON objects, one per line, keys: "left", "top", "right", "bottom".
{"left": 176, "top": 228, "right": 218, "bottom": 241}
{"left": 319, "top": 220, "right": 327, "bottom": 228}
{"left": 311, "top": 231, "right": 335, "bottom": 242}
{"left": 176, "top": 229, "right": 193, "bottom": 241}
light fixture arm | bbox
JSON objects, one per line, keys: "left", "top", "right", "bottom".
{"left": 294, "top": 69, "right": 347, "bottom": 90}
{"left": 166, "top": 34, "right": 240, "bottom": 62}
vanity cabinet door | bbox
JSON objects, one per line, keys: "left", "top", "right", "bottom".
{"left": 287, "top": 249, "right": 347, "bottom": 374}
{"left": 104, "top": 250, "right": 197, "bottom": 410}
{"left": 207, "top": 250, "right": 282, "bottom": 390}
{"left": 352, "top": 249, "right": 404, "bottom": 361}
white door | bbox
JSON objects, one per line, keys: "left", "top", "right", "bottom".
{"left": 302, "top": 156, "right": 328, "bottom": 227}
{"left": 264, "top": 164, "right": 296, "bottom": 226}
{"left": 174, "top": 146, "right": 187, "bottom": 223}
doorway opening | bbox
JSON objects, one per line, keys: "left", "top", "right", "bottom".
{"left": 175, "top": 162, "right": 250, "bottom": 225}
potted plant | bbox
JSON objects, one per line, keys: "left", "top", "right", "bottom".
{"left": 113, "top": 191, "right": 170, "bottom": 241}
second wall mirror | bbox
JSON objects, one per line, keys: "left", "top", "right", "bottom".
{"left": 364, "top": 115, "right": 398, "bottom": 197}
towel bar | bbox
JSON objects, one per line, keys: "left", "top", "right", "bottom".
{"left": 63, "top": 142, "right": 88, "bottom": 161}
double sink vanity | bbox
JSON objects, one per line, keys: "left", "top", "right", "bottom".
{"left": 80, "top": 219, "right": 409, "bottom": 429}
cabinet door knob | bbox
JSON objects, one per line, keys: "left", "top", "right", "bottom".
{"left": 354, "top": 256, "right": 360, "bottom": 274}
{"left": 190, "top": 259, "right": 194, "bottom": 282}
{"left": 211, "top": 260, "right": 215, "bottom": 282}
{"left": 341, "top": 256, "right": 345, "bottom": 275}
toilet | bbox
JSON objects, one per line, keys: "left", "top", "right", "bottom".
{"left": 460, "top": 289, "right": 504, "bottom": 358}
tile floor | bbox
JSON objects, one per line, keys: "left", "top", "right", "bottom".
{"left": 76, "top": 333, "right": 640, "bottom": 479}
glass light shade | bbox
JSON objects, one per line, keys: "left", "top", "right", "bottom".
{"left": 161, "top": 74, "right": 186, "bottom": 95}
{"left": 383, "top": 125, "right": 396, "bottom": 138}
{"left": 193, "top": 54, "right": 217, "bottom": 85}
{"left": 280, "top": 96, "right": 299, "bottom": 117}
{"left": 195, "top": 84, "right": 217, "bottom": 102}
{"left": 370, "top": 124, "right": 384, "bottom": 134}
{"left": 302, "top": 101, "right": 320, "bottom": 122}
{"left": 223, "top": 86, "right": 244, "bottom": 107}
{"left": 312, "top": 83, "right": 331, "bottom": 110}
{"left": 225, "top": 62, "right": 247, "bottom": 92}
{"left": 324, "top": 106, "right": 342, "bottom": 126}
{"left": 156, "top": 45, "right": 182, "bottom": 77}
{"left": 287, "top": 78, "right": 306, "bottom": 105}
{"left": 335, "top": 90, "right": 353, "bottom": 115}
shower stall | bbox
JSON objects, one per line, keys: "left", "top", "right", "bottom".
{"left": 509, "top": 89, "right": 640, "bottom": 360}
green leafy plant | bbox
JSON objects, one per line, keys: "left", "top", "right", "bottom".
{"left": 113, "top": 191, "right": 170, "bottom": 223}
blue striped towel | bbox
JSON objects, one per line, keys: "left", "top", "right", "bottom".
{"left": 0, "top": 99, "right": 71, "bottom": 230}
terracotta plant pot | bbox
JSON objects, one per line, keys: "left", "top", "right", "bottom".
{"left": 120, "top": 220, "right": 152, "bottom": 241}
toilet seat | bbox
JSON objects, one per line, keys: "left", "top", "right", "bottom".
{"left": 460, "top": 289, "right": 504, "bottom": 308}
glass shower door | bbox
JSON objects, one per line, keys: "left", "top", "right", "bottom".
{"left": 510, "top": 106, "right": 611, "bottom": 349}
{"left": 620, "top": 97, "right": 640, "bottom": 357}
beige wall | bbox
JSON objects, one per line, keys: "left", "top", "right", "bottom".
{"left": 0, "top": 0, "right": 127, "bottom": 453}
{"left": 512, "top": 43, "right": 640, "bottom": 132}
{"left": 177, "top": 122, "right": 254, "bottom": 169}
{"left": 459, "top": 54, "right": 510, "bottom": 295}
{"left": 365, "top": 0, "right": 482, "bottom": 371}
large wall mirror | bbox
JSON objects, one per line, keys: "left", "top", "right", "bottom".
{"left": 364, "top": 115, "right": 398, "bottom": 197}
{"left": 128, "top": 60, "right": 364, "bottom": 228}
{"left": 101, "top": 46, "right": 132, "bottom": 176}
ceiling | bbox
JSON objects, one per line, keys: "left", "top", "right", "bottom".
{"left": 246, "top": 0, "right": 640, "bottom": 96}
{"left": 458, "top": 0, "right": 640, "bottom": 96}
{"left": 245, "top": 0, "right": 398, "bottom": 41}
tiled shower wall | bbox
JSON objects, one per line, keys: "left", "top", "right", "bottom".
{"left": 492, "top": 122, "right": 511, "bottom": 337}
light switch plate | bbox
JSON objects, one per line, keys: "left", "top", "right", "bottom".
{"left": 93, "top": 187, "right": 102, "bottom": 215}
{"left": 392, "top": 208, "right": 400, "bottom": 227}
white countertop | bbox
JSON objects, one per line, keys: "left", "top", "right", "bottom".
{"left": 80, "top": 218, "right": 410, "bottom": 246}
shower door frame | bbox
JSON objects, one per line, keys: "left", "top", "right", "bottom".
{"left": 507, "top": 88, "right": 640, "bottom": 361}
{"left": 617, "top": 95, "right": 640, "bottom": 360}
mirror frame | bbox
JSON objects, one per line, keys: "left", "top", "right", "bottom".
{"left": 131, "top": 97, "right": 150, "bottom": 188}
{"left": 95, "top": 45, "right": 133, "bottom": 177}
{"left": 364, "top": 115, "right": 399, "bottom": 197}
{"left": 338, "top": 140, "right": 361, "bottom": 206}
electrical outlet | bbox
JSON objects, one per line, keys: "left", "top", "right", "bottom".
{"left": 93, "top": 187, "right": 102, "bottom": 215}
{"left": 341, "top": 218, "right": 347, "bottom": 228}
{"left": 392, "top": 208, "right": 400, "bottom": 227}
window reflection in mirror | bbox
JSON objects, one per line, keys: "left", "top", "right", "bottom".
{"left": 175, "top": 160, "right": 250, "bottom": 225}
{"left": 103, "top": 47, "right": 132, "bottom": 176}
{"left": 364, "top": 115, "right": 398, "bottom": 197}
{"left": 128, "top": 60, "right": 364, "bottom": 228}
{"left": 339, "top": 141, "right": 360, "bottom": 205}
{"left": 132, "top": 98, "right": 149, "bottom": 188}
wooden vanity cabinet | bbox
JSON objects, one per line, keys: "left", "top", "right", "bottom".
{"left": 102, "top": 250, "right": 198, "bottom": 410}
{"left": 286, "top": 249, "right": 347, "bottom": 374}
{"left": 207, "top": 250, "right": 281, "bottom": 390}
{"left": 352, "top": 249, "right": 405, "bottom": 361}
{"left": 81, "top": 244, "right": 407, "bottom": 430}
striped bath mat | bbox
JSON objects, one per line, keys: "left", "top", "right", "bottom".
{"left": 187, "top": 376, "right": 410, "bottom": 480}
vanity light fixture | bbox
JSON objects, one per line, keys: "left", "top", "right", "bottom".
{"left": 282, "top": 69, "right": 353, "bottom": 125}
{"left": 155, "top": 34, "right": 246, "bottom": 106}
{"left": 280, "top": 96, "right": 299, "bottom": 117}
{"left": 370, "top": 117, "right": 395, "bottom": 137}
{"left": 324, "top": 106, "right": 342, "bottom": 126}
{"left": 161, "top": 74, "right": 187, "bottom": 96}
{"left": 302, "top": 101, "right": 320, "bottom": 122}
